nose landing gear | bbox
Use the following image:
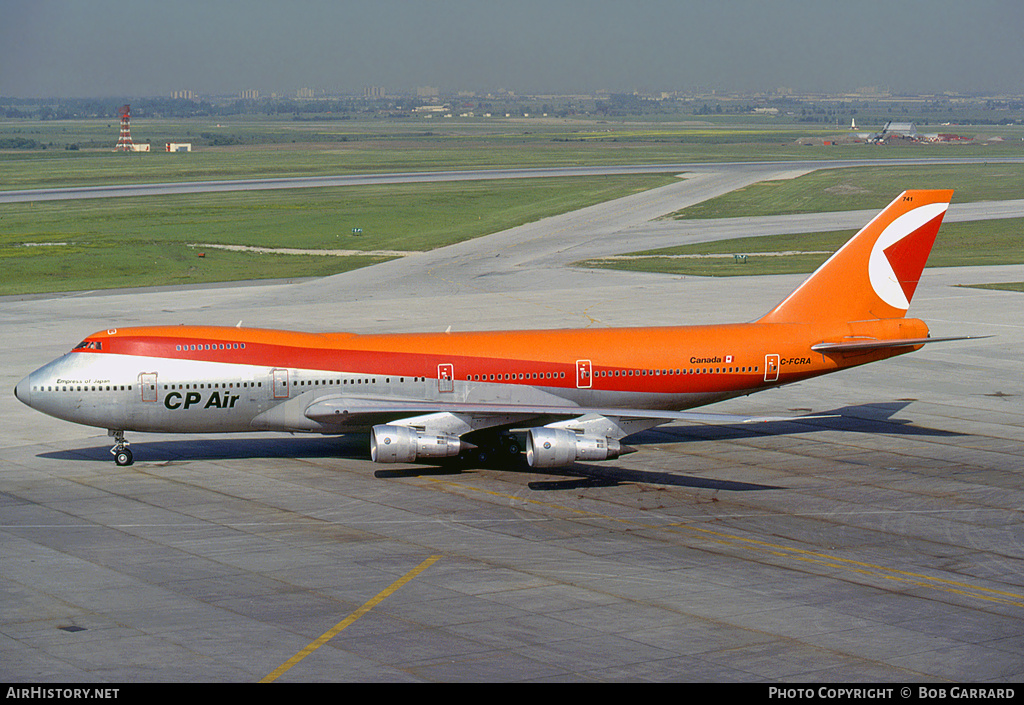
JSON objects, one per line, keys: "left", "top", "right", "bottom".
{"left": 108, "top": 429, "right": 133, "bottom": 466}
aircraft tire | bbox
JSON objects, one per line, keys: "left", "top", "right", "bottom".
{"left": 114, "top": 449, "right": 134, "bottom": 466}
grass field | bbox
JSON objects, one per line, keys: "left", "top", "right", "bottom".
{"left": 960, "top": 282, "right": 1024, "bottom": 292}
{"left": 670, "top": 163, "right": 1024, "bottom": 219}
{"left": 4, "top": 115, "right": 1024, "bottom": 190}
{"left": 0, "top": 174, "right": 675, "bottom": 295}
{"left": 3, "top": 115, "right": 1022, "bottom": 294}
{"left": 578, "top": 217, "right": 1024, "bottom": 277}
{"left": 3, "top": 245, "right": 391, "bottom": 295}
{"left": 576, "top": 161, "right": 1024, "bottom": 278}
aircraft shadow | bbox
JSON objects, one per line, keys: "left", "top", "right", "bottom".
{"left": 627, "top": 401, "right": 962, "bottom": 448}
{"left": 520, "top": 402, "right": 960, "bottom": 493}
{"left": 39, "top": 401, "right": 959, "bottom": 493}
{"left": 39, "top": 436, "right": 777, "bottom": 491}
{"left": 524, "top": 465, "right": 783, "bottom": 492}
{"left": 373, "top": 454, "right": 781, "bottom": 491}
{"left": 40, "top": 435, "right": 371, "bottom": 464}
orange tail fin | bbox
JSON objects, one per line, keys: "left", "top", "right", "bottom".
{"left": 759, "top": 189, "right": 954, "bottom": 325}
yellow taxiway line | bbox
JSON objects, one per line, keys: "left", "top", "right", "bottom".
{"left": 261, "top": 555, "right": 442, "bottom": 683}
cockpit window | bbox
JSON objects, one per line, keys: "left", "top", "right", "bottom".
{"left": 72, "top": 340, "right": 102, "bottom": 351}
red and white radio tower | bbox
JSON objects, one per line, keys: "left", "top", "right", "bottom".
{"left": 115, "top": 105, "right": 134, "bottom": 151}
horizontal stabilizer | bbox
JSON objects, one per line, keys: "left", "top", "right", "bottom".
{"left": 811, "top": 335, "right": 989, "bottom": 353}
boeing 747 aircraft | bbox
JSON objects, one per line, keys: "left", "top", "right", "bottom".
{"left": 16, "top": 190, "right": 970, "bottom": 468}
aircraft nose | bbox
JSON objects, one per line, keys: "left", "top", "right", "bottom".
{"left": 14, "top": 374, "right": 31, "bottom": 406}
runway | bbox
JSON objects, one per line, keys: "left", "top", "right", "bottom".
{"left": 2, "top": 162, "right": 1023, "bottom": 682}
{"left": 3, "top": 156, "right": 1024, "bottom": 204}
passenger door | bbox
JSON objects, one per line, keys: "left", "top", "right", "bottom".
{"left": 140, "top": 373, "right": 158, "bottom": 402}
{"left": 272, "top": 369, "right": 290, "bottom": 399}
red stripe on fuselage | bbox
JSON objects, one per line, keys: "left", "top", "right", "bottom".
{"left": 80, "top": 326, "right": 778, "bottom": 395}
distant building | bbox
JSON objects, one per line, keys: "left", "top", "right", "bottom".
{"left": 881, "top": 121, "right": 918, "bottom": 138}
{"left": 364, "top": 86, "right": 386, "bottom": 99}
{"left": 165, "top": 143, "right": 192, "bottom": 152}
{"left": 239, "top": 89, "right": 259, "bottom": 100}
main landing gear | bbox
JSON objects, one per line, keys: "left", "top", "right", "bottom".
{"left": 108, "top": 429, "right": 133, "bottom": 466}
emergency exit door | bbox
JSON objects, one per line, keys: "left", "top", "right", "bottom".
{"left": 576, "top": 360, "right": 593, "bottom": 389}
{"left": 438, "top": 363, "right": 454, "bottom": 393}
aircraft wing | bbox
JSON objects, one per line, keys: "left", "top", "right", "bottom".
{"left": 303, "top": 395, "right": 831, "bottom": 433}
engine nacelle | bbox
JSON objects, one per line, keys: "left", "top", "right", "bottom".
{"left": 370, "top": 424, "right": 462, "bottom": 463}
{"left": 525, "top": 427, "right": 622, "bottom": 468}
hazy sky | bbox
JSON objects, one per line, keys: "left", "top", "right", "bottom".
{"left": 2, "top": 0, "right": 1023, "bottom": 98}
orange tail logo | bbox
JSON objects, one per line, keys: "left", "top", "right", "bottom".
{"left": 759, "top": 189, "right": 954, "bottom": 324}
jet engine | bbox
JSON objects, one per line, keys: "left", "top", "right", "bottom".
{"left": 370, "top": 424, "right": 462, "bottom": 463}
{"left": 525, "top": 427, "right": 622, "bottom": 468}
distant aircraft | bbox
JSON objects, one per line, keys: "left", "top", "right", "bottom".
{"left": 16, "top": 190, "right": 972, "bottom": 469}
